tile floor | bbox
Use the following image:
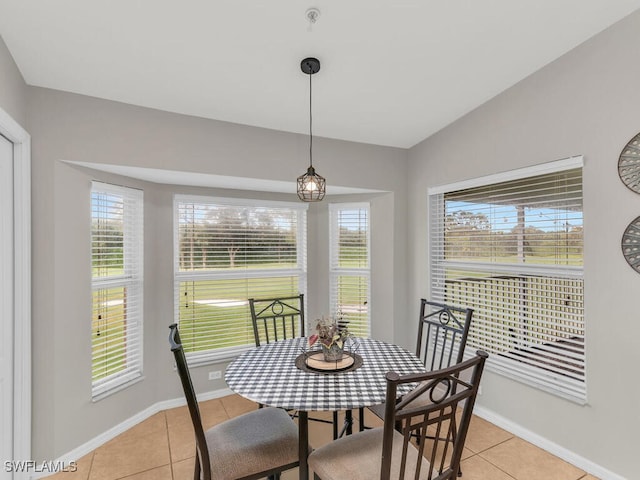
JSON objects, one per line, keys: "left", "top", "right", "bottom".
{"left": 46, "top": 394, "right": 599, "bottom": 480}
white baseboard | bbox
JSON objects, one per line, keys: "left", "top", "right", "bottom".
{"left": 473, "top": 405, "right": 626, "bottom": 480}
{"left": 32, "top": 387, "right": 233, "bottom": 479}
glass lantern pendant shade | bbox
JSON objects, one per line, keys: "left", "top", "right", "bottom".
{"left": 297, "top": 57, "right": 326, "bottom": 202}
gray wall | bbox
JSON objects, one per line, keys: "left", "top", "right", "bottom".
{"left": 0, "top": 35, "right": 26, "bottom": 128}
{"left": 25, "top": 86, "right": 408, "bottom": 459}
{"left": 4, "top": 13, "right": 639, "bottom": 474}
{"left": 407, "top": 11, "right": 640, "bottom": 479}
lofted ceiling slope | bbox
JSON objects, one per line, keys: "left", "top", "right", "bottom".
{"left": 1, "top": 1, "right": 639, "bottom": 148}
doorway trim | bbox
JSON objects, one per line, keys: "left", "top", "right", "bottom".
{"left": 0, "top": 107, "right": 31, "bottom": 469}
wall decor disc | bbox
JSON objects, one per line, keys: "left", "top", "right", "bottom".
{"left": 622, "top": 216, "right": 640, "bottom": 273}
{"left": 618, "top": 133, "right": 640, "bottom": 193}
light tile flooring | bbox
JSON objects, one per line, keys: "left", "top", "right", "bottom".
{"left": 47, "top": 394, "right": 599, "bottom": 480}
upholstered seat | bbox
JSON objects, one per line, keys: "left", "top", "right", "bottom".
{"left": 205, "top": 407, "right": 299, "bottom": 480}
{"left": 168, "top": 323, "right": 299, "bottom": 480}
{"left": 309, "top": 351, "right": 488, "bottom": 480}
{"left": 309, "top": 428, "right": 431, "bottom": 480}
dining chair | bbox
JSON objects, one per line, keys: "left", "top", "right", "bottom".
{"left": 248, "top": 293, "right": 346, "bottom": 439}
{"left": 367, "top": 299, "right": 474, "bottom": 421}
{"left": 249, "top": 294, "right": 306, "bottom": 346}
{"left": 415, "top": 300, "right": 474, "bottom": 372}
{"left": 308, "top": 350, "right": 488, "bottom": 480}
{"left": 168, "top": 323, "right": 299, "bottom": 480}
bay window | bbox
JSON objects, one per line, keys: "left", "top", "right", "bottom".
{"left": 175, "top": 196, "right": 307, "bottom": 364}
{"left": 329, "top": 203, "right": 370, "bottom": 337}
{"left": 91, "top": 182, "right": 144, "bottom": 399}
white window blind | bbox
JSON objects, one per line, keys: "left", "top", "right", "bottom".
{"left": 429, "top": 158, "right": 586, "bottom": 403}
{"left": 329, "top": 203, "right": 370, "bottom": 337}
{"left": 175, "top": 196, "right": 307, "bottom": 364}
{"left": 91, "top": 182, "right": 144, "bottom": 399}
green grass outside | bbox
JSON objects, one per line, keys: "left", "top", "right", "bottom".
{"left": 92, "top": 259, "right": 371, "bottom": 379}
{"left": 92, "top": 287, "right": 128, "bottom": 381}
{"left": 92, "top": 265, "right": 124, "bottom": 277}
{"left": 178, "top": 276, "right": 301, "bottom": 353}
{"left": 178, "top": 274, "right": 371, "bottom": 353}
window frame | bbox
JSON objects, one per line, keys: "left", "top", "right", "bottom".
{"left": 329, "top": 202, "right": 371, "bottom": 337}
{"left": 90, "top": 182, "right": 144, "bottom": 401}
{"left": 173, "top": 194, "right": 308, "bottom": 365}
{"left": 428, "top": 156, "right": 586, "bottom": 403}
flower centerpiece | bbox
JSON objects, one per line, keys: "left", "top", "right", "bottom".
{"left": 308, "top": 316, "right": 352, "bottom": 362}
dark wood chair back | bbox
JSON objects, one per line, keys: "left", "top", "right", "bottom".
{"left": 381, "top": 351, "right": 488, "bottom": 480}
{"left": 168, "top": 323, "right": 212, "bottom": 480}
{"left": 417, "top": 300, "right": 474, "bottom": 371}
{"left": 249, "top": 294, "right": 305, "bottom": 346}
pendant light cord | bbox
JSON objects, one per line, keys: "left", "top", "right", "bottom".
{"left": 309, "top": 70, "right": 313, "bottom": 168}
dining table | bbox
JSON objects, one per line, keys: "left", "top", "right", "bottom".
{"left": 225, "top": 336, "right": 427, "bottom": 480}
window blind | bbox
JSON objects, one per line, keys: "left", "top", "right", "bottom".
{"left": 329, "top": 203, "right": 370, "bottom": 337}
{"left": 91, "top": 182, "right": 144, "bottom": 399}
{"left": 429, "top": 158, "right": 586, "bottom": 403}
{"left": 175, "top": 196, "right": 307, "bottom": 364}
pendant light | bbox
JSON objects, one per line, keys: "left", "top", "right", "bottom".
{"left": 297, "top": 57, "right": 326, "bottom": 202}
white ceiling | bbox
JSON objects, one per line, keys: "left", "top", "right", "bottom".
{"left": 1, "top": 0, "right": 640, "bottom": 149}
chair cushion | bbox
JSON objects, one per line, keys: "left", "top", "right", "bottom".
{"left": 205, "top": 407, "right": 298, "bottom": 480}
{"left": 308, "top": 427, "right": 431, "bottom": 480}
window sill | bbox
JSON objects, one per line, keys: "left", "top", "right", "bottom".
{"left": 92, "top": 374, "right": 144, "bottom": 402}
{"left": 185, "top": 345, "right": 254, "bottom": 368}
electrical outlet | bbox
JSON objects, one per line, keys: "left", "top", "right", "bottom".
{"left": 208, "top": 371, "right": 222, "bottom": 380}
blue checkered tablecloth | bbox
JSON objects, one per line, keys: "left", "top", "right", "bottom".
{"left": 225, "top": 337, "right": 426, "bottom": 411}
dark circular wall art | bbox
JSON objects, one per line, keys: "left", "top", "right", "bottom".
{"left": 618, "top": 133, "right": 640, "bottom": 193}
{"left": 622, "top": 216, "right": 640, "bottom": 273}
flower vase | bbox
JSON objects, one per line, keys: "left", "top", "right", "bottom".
{"left": 322, "top": 343, "right": 344, "bottom": 362}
